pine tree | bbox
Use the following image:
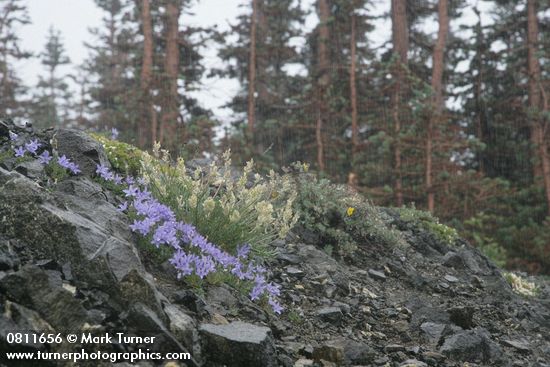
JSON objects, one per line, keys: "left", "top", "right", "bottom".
{"left": 216, "top": 0, "right": 307, "bottom": 167}
{"left": 29, "top": 27, "right": 71, "bottom": 128}
{"left": 0, "top": 0, "right": 31, "bottom": 118}
{"left": 84, "top": 0, "right": 139, "bottom": 136}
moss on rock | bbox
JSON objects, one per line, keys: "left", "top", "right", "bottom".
{"left": 91, "top": 133, "right": 144, "bottom": 175}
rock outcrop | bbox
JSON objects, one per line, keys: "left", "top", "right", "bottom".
{"left": 0, "top": 119, "right": 549, "bottom": 366}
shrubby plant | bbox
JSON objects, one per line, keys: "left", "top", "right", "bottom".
{"left": 140, "top": 143, "right": 299, "bottom": 258}
{"left": 396, "top": 204, "right": 458, "bottom": 246}
{"left": 95, "top": 161, "right": 284, "bottom": 313}
{"left": 292, "top": 163, "right": 406, "bottom": 256}
{"left": 503, "top": 272, "right": 538, "bottom": 297}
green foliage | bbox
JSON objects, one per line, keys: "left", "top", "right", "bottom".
{"left": 141, "top": 144, "right": 299, "bottom": 258}
{"left": 91, "top": 133, "right": 144, "bottom": 175}
{"left": 287, "top": 310, "right": 303, "bottom": 325}
{"left": 292, "top": 163, "right": 406, "bottom": 257}
{"left": 396, "top": 205, "right": 459, "bottom": 246}
{"left": 44, "top": 160, "right": 69, "bottom": 181}
{"left": 464, "top": 213, "right": 508, "bottom": 268}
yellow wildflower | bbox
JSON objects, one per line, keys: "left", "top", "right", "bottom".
{"left": 347, "top": 207, "right": 355, "bottom": 216}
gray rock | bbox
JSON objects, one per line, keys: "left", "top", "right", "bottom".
{"left": 0, "top": 168, "right": 146, "bottom": 290}
{"left": 332, "top": 301, "right": 351, "bottom": 314}
{"left": 164, "top": 303, "right": 200, "bottom": 357}
{"left": 199, "top": 321, "right": 277, "bottom": 367}
{"left": 313, "top": 342, "right": 345, "bottom": 365}
{"left": 422, "top": 351, "right": 446, "bottom": 362}
{"left": 439, "top": 328, "right": 502, "bottom": 363}
{"left": 420, "top": 322, "right": 446, "bottom": 343}
{"left": 368, "top": 269, "right": 387, "bottom": 281}
{"left": 206, "top": 285, "right": 238, "bottom": 309}
{"left": 0, "top": 265, "right": 88, "bottom": 331}
{"left": 53, "top": 129, "right": 110, "bottom": 176}
{"left": 343, "top": 341, "right": 376, "bottom": 365}
{"left": 316, "top": 307, "right": 343, "bottom": 325}
{"left": 502, "top": 339, "right": 530, "bottom": 352}
{"left": 286, "top": 266, "right": 305, "bottom": 278}
{"left": 400, "top": 359, "right": 427, "bottom": 367}
{"left": 0, "top": 300, "right": 55, "bottom": 353}
{"left": 296, "top": 245, "right": 339, "bottom": 273}
{"left": 312, "top": 338, "right": 375, "bottom": 365}
{"left": 444, "top": 274, "right": 459, "bottom": 283}
{"left": 277, "top": 252, "right": 302, "bottom": 265}
{"left": 127, "top": 303, "right": 196, "bottom": 361}
{"left": 384, "top": 344, "right": 406, "bottom": 353}
{"left": 0, "top": 120, "right": 9, "bottom": 137}
{"left": 15, "top": 159, "right": 44, "bottom": 179}
{"left": 448, "top": 306, "right": 474, "bottom": 329}
{"left": 0, "top": 240, "right": 19, "bottom": 271}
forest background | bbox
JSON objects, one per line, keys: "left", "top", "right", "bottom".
{"left": 2, "top": 0, "right": 550, "bottom": 274}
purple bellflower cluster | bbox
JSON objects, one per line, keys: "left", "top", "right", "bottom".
{"left": 10, "top": 134, "right": 81, "bottom": 175}
{"left": 96, "top": 163, "right": 284, "bottom": 314}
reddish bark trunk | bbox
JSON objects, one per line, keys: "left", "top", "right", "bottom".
{"left": 391, "top": 0, "right": 408, "bottom": 207}
{"left": 527, "top": 0, "right": 550, "bottom": 216}
{"left": 316, "top": 0, "right": 330, "bottom": 172}
{"left": 139, "top": 0, "right": 154, "bottom": 148}
{"left": 350, "top": 10, "right": 358, "bottom": 167}
{"left": 247, "top": 0, "right": 257, "bottom": 138}
{"left": 426, "top": 0, "right": 449, "bottom": 212}
{"left": 160, "top": 0, "right": 180, "bottom": 150}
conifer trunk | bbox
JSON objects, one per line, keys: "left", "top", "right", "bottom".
{"left": 527, "top": 0, "right": 550, "bottom": 215}
{"left": 247, "top": 0, "right": 257, "bottom": 139}
{"left": 350, "top": 10, "right": 358, "bottom": 168}
{"left": 316, "top": 0, "right": 330, "bottom": 172}
{"left": 139, "top": 0, "right": 154, "bottom": 148}
{"left": 391, "top": 0, "right": 408, "bottom": 207}
{"left": 426, "top": 0, "right": 448, "bottom": 212}
{"left": 160, "top": 0, "right": 180, "bottom": 150}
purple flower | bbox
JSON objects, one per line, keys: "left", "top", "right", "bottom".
{"left": 125, "top": 176, "right": 135, "bottom": 185}
{"left": 96, "top": 163, "right": 113, "bottom": 180}
{"left": 123, "top": 185, "right": 140, "bottom": 197}
{"left": 117, "top": 201, "right": 128, "bottom": 212}
{"left": 25, "top": 139, "right": 40, "bottom": 155}
{"left": 9, "top": 131, "right": 18, "bottom": 141}
{"left": 268, "top": 298, "right": 283, "bottom": 314}
{"left": 170, "top": 250, "right": 195, "bottom": 278}
{"left": 152, "top": 221, "right": 178, "bottom": 247}
{"left": 14, "top": 146, "right": 25, "bottom": 157}
{"left": 111, "top": 127, "right": 119, "bottom": 140}
{"left": 129, "top": 217, "right": 156, "bottom": 236}
{"left": 237, "top": 244, "right": 251, "bottom": 259}
{"left": 67, "top": 162, "right": 81, "bottom": 175}
{"left": 195, "top": 256, "right": 215, "bottom": 279}
{"left": 38, "top": 150, "right": 52, "bottom": 164}
{"left": 124, "top": 182, "right": 283, "bottom": 313}
{"left": 266, "top": 282, "right": 281, "bottom": 297}
{"left": 250, "top": 275, "right": 267, "bottom": 301}
{"left": 54, "top": 154, "right": 80, "bottom": 173}
{"left": 113, "top": 174, "right": 123, "bottom": 185}
{"left": 57, "top": 155, "right": 71, "bottom": 169}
